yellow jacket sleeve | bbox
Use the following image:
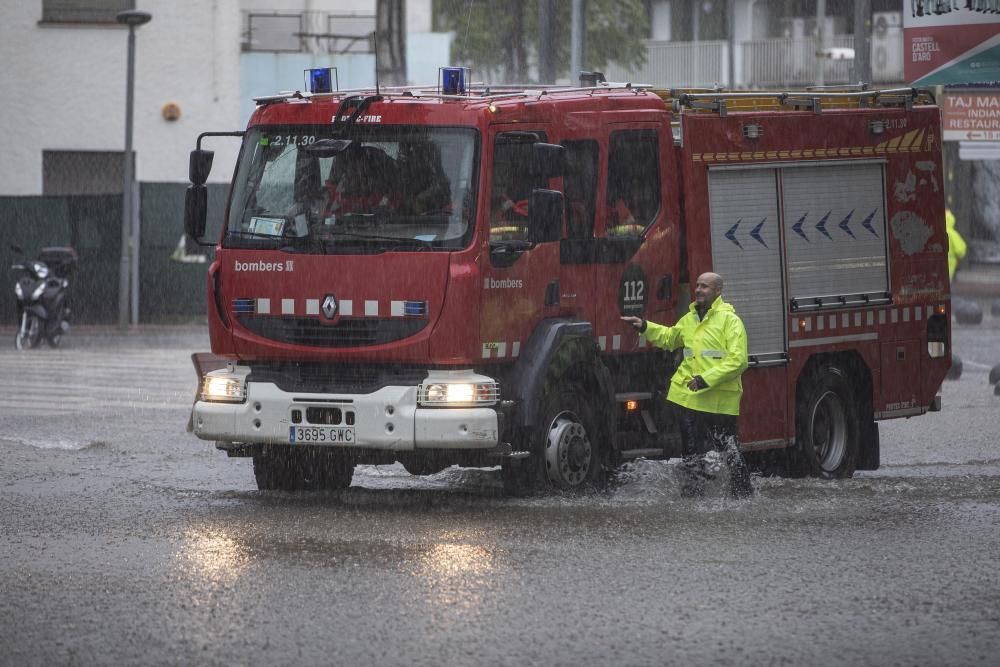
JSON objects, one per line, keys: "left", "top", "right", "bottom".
{"left": 643, "top": 319, "right": 684, "bottom": 352}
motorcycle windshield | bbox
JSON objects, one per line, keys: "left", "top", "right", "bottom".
{"left": 225, "top": 125, "right": 479, "bottom": 253}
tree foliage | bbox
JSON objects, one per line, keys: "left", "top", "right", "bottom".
{"left": 434, "top": 0, "right": 649, "bottom": 83}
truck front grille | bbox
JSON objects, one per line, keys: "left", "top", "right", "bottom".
{"left": 237, "top": 315, "right": 428, "bottom": 347}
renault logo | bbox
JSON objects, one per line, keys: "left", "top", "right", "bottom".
{"left": 322, "top": 295, "right": 338, "bottom": 319}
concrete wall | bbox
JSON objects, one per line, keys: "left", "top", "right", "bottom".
{"left": 0, "top": 0, "right": 243, "bottom": 195}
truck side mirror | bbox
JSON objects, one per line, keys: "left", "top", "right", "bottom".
{"left": 528, "top": 189, "right": 563, "bottom": 244}
{"left": 530, "top": 143, "right": 565, "bottom": 180}
{"left": 189, "top": 149, "right": 215, "bottom": 186}
{"left": 184, "top": 185, "right": 208, "bottom": 241}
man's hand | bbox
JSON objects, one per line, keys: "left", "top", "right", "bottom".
{"left": 687, "top": 375, "right": 708, "bottom": 391}
{"left": 620, "top": 316, "right": 646, "bottom": 333}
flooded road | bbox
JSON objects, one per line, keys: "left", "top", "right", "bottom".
{"left": 1, "top": 319, "right": 998, "bottom": 666}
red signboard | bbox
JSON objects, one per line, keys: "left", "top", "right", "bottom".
{"left": 904, "top": 6, "right": 1000, "bottom": 85}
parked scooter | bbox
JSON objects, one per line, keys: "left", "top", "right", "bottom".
{"left": 11, "top": 245, "right": 77, "bottom": 350}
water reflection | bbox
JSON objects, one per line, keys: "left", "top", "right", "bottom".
{"left": 178, "top": 528, "right": 252, "bottom": 584}
{"left": 419, "top": 542, "right": 496, "bottom": 578}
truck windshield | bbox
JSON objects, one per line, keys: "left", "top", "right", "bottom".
{"left": 225, "top": 125, "right": 478, "bottom": 252}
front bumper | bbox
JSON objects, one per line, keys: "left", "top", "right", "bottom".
{"left": 191, "top": 381, "right": 499, "bottom": 451}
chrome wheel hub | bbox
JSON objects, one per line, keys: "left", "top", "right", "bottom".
{"left": 544, "top": 412, "right": 592, "bottom": 487}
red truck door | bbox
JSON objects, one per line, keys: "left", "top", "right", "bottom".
{"left": 479, "top": 126, "right": 560, "bottom": 363}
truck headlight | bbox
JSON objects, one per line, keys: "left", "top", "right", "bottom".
{"left": 200, "top": 375, "right": 247, "bottom": 403}
{"left": 418, "top": 377, "right": 499, "bottom": 407}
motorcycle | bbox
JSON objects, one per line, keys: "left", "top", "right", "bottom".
{"left": 11, "top": 245, "right": 77, "bottom": 350}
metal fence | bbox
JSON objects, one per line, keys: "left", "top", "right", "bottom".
{"left": 743, "top": 35, "right": 855, "bottom": 88}
{"left": 0, "top": 184, "right": 228, "bottom": 325}
{"left": 605, "top": 40, "right": 728, "bottom": 87}
{"left": 606, "top": 34, "right": 904, "bottom": 89}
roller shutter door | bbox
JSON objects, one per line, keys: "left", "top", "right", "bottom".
{"left": 781, "top": 163, "right": 888, "bottom": 302}
{"left": 708, "top": 168, "right": 786, "bottom": 359}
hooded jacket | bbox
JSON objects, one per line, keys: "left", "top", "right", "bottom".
{"left": 642, "top": 296, "right": 748, "bottom": 416}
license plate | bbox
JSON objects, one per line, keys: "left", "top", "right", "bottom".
{"left": 289, "top": 425, "right": 355, "bottom": 444}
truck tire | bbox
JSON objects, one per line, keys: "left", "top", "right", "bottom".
{"left": 502, "top": 384, "right": 607, "bottom": 495}
{"left": 794, "top": 365, "right": 859, "bottom": 479}
{"left": 253, "top": 446, "right": 354, "bottom": 491}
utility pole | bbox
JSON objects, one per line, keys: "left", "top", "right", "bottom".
{"left": 852, "top": 0, "right": 872, "bottom": 84}
{"left": 376, "top": 0, "right": 407, "bottom": 86}
{"left": 727, "top": 0, "right": 736, "bottom": 88}
{"left": 116, "top": 10, "right": 152, "bottom": 330}
{"left": 570, "top": 0, "right": 586, "bottom": 83}
{"left": 815, "top": 0, "right": 826, "bottom": 87}
{"left": 538, "top": 0, "right": 557, "bottom": 84}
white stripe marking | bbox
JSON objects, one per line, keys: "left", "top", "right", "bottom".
{"left": 306, "top": 299, "right": 320, "bottom": 315}
{"left": 854, "top": 312, "right": 861, "bottom": 327}
{"left": 512, "top": 341, "right": 521, "bottom": 358}
{"left": 879, "top": 310, "right": 886, "bottom": 325}
{"left": 257, "top": 298, "right": 270, "bottom": 315}
{"left": 497, "top": 342, "right": 507, "bottom": 358}
{"left": 365, "top": 300, "right": 378, "bottom": 317}
{"left": 891, "top": 309, "right": 899, "bottom": 324}
{"left": 789, "top": 332, "right": 879, "bottom": 348}
{"left": 612, "top": 335, "right": 621, "bottom": 351}
{"left": 903, "top": 307, "right": 910, "bottom": 322}
{"left": 282, "top": 298, "right": 295, "bottom": 315}
{"left": 340, "top": 300, "right": 353, "bottom": 316}
{"left": 867, "top": 311, "right": 874, "bottom": 326}
{"left": 390, "top": 301, "right": 404, "bottom": 317}
{"left": 482, "top": 344, "right": 491, "bottom": 359}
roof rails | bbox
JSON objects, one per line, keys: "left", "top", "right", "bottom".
{"left": 253, "top": 80, "right": 654, "bottom": 107}
{"left": 658, "top": 86, "right": 936, "bottom": 117}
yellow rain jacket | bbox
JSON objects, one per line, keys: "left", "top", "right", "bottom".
{"left": 946, "top": 209, "right": 966, "bottom": 280}
{"left": 643, "top": 296, "right": 748, "bottom": 416}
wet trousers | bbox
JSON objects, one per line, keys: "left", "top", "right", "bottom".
{"left": 675, "top": 405, "right": 753, "bottom": 498}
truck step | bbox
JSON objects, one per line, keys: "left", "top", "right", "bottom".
{"left": 620, "top": 448, "right": 667, "bottom": 460}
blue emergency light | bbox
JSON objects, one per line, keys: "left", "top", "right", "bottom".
{"left": 440, "top": 67, "right": 468, "bottom": 95}
{"left": 305, "top": 67, "right": 338, "bottom": 94}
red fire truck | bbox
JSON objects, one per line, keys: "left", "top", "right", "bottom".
{"left": 185, "top": 70, "right": 950, "bottom": 493}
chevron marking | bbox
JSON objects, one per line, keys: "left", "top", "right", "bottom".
{"left": 816, "top": 211, "right": 832, "bottom": 240}
{"left": 838, "top": 209, "right": 856, "bottom": 239}
{"left": 725, "top": 219, "right": 743, "bottom": 248}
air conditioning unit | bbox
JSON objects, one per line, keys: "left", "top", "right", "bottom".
{"left": 779, "top": 16, "right": 846, "bottom": 41}
{"left": 871, "top": 11, "right": 903, "bottom": 83}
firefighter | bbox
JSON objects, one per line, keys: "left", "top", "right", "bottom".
{"left": 946, "top": 208, "right": 967, "bottom": 281}
{"left": 621, "top": 272, "right": 753, "bottom": 498}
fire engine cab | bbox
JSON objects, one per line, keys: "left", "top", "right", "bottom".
{"left": 185, "top": 68, "right": 950, "bottom": 493}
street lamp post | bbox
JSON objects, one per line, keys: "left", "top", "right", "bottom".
{"left": 116, "top": 10, "right": 152, "bottom": 330}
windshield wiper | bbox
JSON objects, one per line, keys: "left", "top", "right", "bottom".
{"left": 320, "top": 230, "right": 435, "bottom": 250}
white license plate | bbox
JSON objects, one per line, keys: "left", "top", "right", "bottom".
{"left": 289, "top": 425, "right": 355, "bottom": 444}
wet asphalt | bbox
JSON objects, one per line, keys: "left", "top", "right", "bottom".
{"left": 1, "top": 314, "right": 999, "bottom": 666}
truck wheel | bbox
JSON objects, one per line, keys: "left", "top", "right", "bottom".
{"left": 795, "top": 365, "right": 859, "bottom": 479}
{"left": 503, "top": 386, "right": 607, "bottom": 495}
{"left": 253, "top": 447, "right": 354, "bottom": 491}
